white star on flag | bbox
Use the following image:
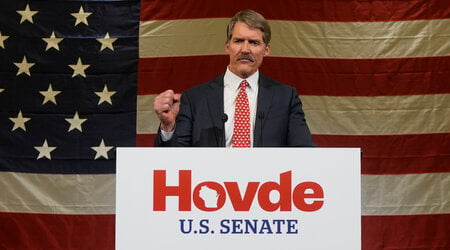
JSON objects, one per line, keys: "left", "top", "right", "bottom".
{"left": 69, "top": 57, "right": 90, "bottom": 78}
{"left": 9, "top": 110, "right": 31, "bottom": 131}
{"left": 42, "top": 31, "right": 64, "bottom": 51}
{"left": 95, "top": 84, "right": 116, "bottom": 105}
{"left": 96, "top": 32, "right": 117, "bottom": 51}
{"left": 14, "top": 56, "right": 35, "bottom": 76}
{"left": 65, "top": 112, "right": 87, "bottom": 132}
{"left": 71, "top": 6, "right": 92, "bottom": 26}
{"left": 0, "top": 32, "right": 9, "bottom": 49}
{"left": 34, "top": 140, "right": 57, "bottom": 160}
{"left": 39, "top": 84, "right": 61, "bottom": 105}
{"left": 17, "top": 4, "right": 39, "bottom": 24}
{"left": 91, "top": 139, "right": 113, "bottom": 160}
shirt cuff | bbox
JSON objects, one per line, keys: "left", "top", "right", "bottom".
{"left": 160, "top": 129, "right": 174, "bottom": 142}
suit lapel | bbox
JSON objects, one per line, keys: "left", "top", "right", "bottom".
{"left": 202, "top": 74, "right": 272, "bottom": 147}
{"left": 206, "top": 76, "right": 225, "bottom": 146}
{"left": 254, "top": 74, "right": 274, "bottom": 147}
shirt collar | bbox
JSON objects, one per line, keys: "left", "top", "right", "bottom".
{"left": 224, "top": 67, "right": 259, "bottom": 91}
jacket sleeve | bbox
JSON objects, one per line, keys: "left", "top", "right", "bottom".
{"left": 287, "top": 87, "right": 316, "bottom": 147}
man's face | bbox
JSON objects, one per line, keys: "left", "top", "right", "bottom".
{"left": 225, "top": 21, "right": 270, "bottom": 78}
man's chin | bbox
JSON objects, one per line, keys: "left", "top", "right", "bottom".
{"left": 237, "top": 67, "right": 256, "bottom": 78}
{"left": 229, "top": 65, "right": 256, "bottom": 78}
{"left": 236, "top": 70, "right": 250, "bottom": 78}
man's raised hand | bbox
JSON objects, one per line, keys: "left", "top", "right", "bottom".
{"left": 153, "top": 89, "right": 181, "bottom": 132}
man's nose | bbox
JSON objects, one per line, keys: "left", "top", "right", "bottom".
{"left": 241, "top": 41, "right": 250, "bottom": 52}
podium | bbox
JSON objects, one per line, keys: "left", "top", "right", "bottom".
{"left": 116, "top": 148, "right": 361, "bottom": 250}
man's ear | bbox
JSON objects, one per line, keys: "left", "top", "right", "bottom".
{"left": 264, "top": 43, "right": 271, "bottom": 56}
{"left": 225, "top": 41, "right": 230, "bottom": 53}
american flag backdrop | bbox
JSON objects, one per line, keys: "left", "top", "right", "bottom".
{"left": 1, "top": 0, "right": 449, "bottom": 249}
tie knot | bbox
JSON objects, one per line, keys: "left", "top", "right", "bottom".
{"left": 240, "top": 80, "right": 249, "bottom": 89}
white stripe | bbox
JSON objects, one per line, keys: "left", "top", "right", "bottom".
{"left": 362, "top": 172, "right": 450, "bottom": 215}
{"left": 301, "top": 94, "right": 450, "bottom": 135}
{"left": 136, "top": 94, "right": 160, "bottom": 134}
{"left": 137, "top": 94, "right": 450, "bottom": 135}
{"left": 1, "top": 171, "right": 448, "bottom": 215}
{"left": 139, "top": 18, "right": 450, "bottom": 58}
{"left": 0, "top": 172, "right": 115, "bottom": 214}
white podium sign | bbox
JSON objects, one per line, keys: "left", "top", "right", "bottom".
{"left": 116, "top": 148, "right": 361, "bottom": 250}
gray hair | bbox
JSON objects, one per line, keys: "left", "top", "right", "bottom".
{"left": 226, "top": 10, "right": 271, "bottom": 45}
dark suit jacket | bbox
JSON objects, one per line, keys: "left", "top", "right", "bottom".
{"left": 154, "top": 73, "right": 315, "bottom": 147}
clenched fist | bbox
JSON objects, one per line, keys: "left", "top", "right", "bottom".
{"left": 153, "top": 89, "right": 181, "bottom": 132}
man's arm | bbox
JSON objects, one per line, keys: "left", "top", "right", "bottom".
{"left": 287, "top": 88, "right": 315, "bottom": 147}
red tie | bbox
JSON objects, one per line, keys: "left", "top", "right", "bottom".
{"left": 232, "top": 80, "right": 251, "bottom": 147}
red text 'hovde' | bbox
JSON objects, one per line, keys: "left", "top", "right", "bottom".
{"left": 153, "top": 170, "right": 324, "bottom": 212}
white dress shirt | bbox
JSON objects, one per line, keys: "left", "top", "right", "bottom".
{"left": 161, "top": 67, "right": 260, "bottom": 147}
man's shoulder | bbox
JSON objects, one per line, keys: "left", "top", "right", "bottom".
{"left": 259, "top": 73, "right": 296, "bottom": 91}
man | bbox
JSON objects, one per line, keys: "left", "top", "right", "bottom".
{"left": 153, "top": 9, "right": 314, "bottom": 147}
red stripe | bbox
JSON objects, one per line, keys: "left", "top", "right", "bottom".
{"left": 313, "top": 133, "right": 450, "bottom": 175}
{"left": 137, "top": 133, "right": 450, "bottom": 175}
{"left": 136, "top": 133, "right": 155, "bottom": 147}
{"left": 362, "top": 214, "right": 450, "bottom": 250}
{"left": 141, "top": 0, "right": 450, "bottom": 21}
{"left": 2, "top": 212, "right": 447, "bottom": 249}
{"left": 263, "top": 56, "right": 450, "bottom": 96}
{"left": 0, "top": 212, "right": 114, "bottom": 249}
{"left": 138, "top": 56, "right": 450, "bottom": 96}
{"left": 138, "top": 55, "right": 228, "bottom": 95}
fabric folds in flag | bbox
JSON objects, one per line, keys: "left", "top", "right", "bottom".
{"left": 136, "top": 1, "right": 450, "bottom": 250}
{"left": 0, "top": 0, "right": 139, "bottom": 249}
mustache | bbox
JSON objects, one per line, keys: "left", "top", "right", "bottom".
{"left": 237, "top": 54, "right": 254, "bottom": 62}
